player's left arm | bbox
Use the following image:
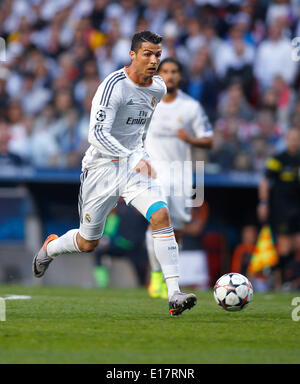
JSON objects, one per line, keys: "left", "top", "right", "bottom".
{"left": 177, "top": 103, "right": 213, "bottom": 148}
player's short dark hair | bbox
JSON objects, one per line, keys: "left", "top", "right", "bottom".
{"left": 131, "top": 31, "right": 163, "bottom": 53}
{"left": 157, "top": 58, "right": 183, "bottom": 74}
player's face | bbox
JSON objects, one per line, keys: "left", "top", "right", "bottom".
{"left": 131, "top": 42, "right": 162, "bottom": 78}
{"left": 158, "top": 62, "right": 181, "bottom": 93}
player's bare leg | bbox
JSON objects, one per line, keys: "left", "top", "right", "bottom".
{"left": 150, "top": 208, "right": 197, "bottom": 316}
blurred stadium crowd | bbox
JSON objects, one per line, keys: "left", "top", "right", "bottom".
{"left": 0, "top": 0, "right": 299, "bottom": 171}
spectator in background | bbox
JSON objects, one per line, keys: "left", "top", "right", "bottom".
{"left": 233, "top": 150, "right": 253, "bottom": 171}
{"left": 72, "top": 43, "right": 94, "bottom": 75}
{"left": 29, "top": 104, "right": 60, "bottom": 168}
{"left": 96, "top": 40, "right": 118, "bottom": 80}
{"left": 0, "top": 119, "right": 25, "bottom": 166}
{"left": 186, "top": 46, "right": 218, "bottom": 121}
{"left": 56, "top": 52, "right": 79, "bottom": 83}
{"left": 291, "top": 99, "right": 300, "bottom": 131}
{"left": 90, "top": 0, "right": 109, "bottom": 30}
{"left": 266, "top": 0, "right": 294, "bottom": 35}
{"left": 56, "top": 108, "right": 82, "bottom": 168}
{"left": 201, "top": 20, "right": 222, "bottom": 69}
{"left": 49, "top": 89, "right": 82, "bottom": 168}
{"left": 254, "top": 108, "right": 284, "bottom": 151}
{"left": 19, "top": 71, "right": 52, "bottom": 116}
{"left": 167, "top": 4, "right": 189, "bottom": 44}
{"left": 259, "top": 86, "right": 278, "bottom": 116}
{"left": 6, "top": 101, "right": 30, "bottom": 162}
{"left": 184, "top": 18, "right": 204, "bottom": 59}
{"left": 103, "top": 18, "right": 131, "bottom": 68}
{"left": 208, "top": 130, "right": 236, "bottom": 171}
{"left": 259, "top": 77, "right": 295, "bottom": 131}
{"left": 215, "top": 22, "right": 255, "bottom": 100}
{"left": 105, "top": 0, "right": 140, "bottom": 38}
{"left": 77, "top": 94, "right": 93, "bottom": 149}
{"left": 74, "top": 59, "right": 100, "bottom": 108}
{"left": 142, "top": 0, "right": 168, "bottom": 35}
{"left": 218, "top": 81, "right": 254, "bottom": 122}
{"left": 161, "top": 21, "right": 189, "bottom": 67}
{"left": 250, "top": 136, "right": 270, "bottom": 172}
{"left": 271, "top": 75, "right": 296, "bottom": 130}
{"left": 254, "top": 21, "right": 297, "bottom": 90}
{"left": 0, "top": 67, "right": 9, "bottom": 112}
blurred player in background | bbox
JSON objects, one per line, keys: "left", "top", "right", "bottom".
{"left": 258, "top": 128, "right": 300, "bottom": 290}
{"left": 33, "top": 31, "right": 197, "bottom": 316}
{"left": 145, "top": 58, "right": 213, "bottom": 299}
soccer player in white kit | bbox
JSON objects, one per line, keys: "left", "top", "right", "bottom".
{"left": 32, "top": 31, "right": 197, "bottom": 316}
{"left": 144, "top": 58, "right": 213, "bottom": 299}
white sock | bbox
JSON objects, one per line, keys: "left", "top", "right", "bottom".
{"left": 146, "top": 228, "right": 161, "bottom": 272}
{"left": 46, "top": 229, "right": 81, "bottom": 258}
{"left": 152, "top": 226, "right": 180, "bottom": 299}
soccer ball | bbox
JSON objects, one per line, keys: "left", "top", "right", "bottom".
{"left": 213, "top": 273, "right": 253, "bottom": 312}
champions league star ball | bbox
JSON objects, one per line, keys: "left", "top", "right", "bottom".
{"left": 213, "top": 273, "right": 253, "bottom": 312}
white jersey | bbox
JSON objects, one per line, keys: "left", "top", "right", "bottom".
{"left": 144, "top": 90, "right": 212, "bottom": 228}
{"left": 82, "top": 67, "right": 167, "bottom": 170}
{"left": 145, "top": 89, "right": 213, "bottom": 165}
{"left": 145, "top": 90, "right": 212, "bottom": 190}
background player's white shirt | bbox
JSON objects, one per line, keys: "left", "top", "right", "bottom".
{"left": 145, "top": 89, "right": 212, "bottom": 164}
{"left": 82, "top": 67, "right": 166, "bottom": 170}
{"left": 145, "top": 90, "right": 212, "bottom": 193}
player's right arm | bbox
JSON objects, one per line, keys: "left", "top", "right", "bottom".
{"left": 88, "top": 74, "right": 132, "bottom": 158}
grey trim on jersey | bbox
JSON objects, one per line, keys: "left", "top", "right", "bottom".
{"left": 94, "top": 123, "right": 121, "bottom": 156}
{"left": 94, "top": 71, "right": 127, "bottom": 156}
{"left": 99, "top": 72, "right": 126, "bottom": 107}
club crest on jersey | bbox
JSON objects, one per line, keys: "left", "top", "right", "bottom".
{"left": 151, "top": 96, "right": 156, "bottom": 107}
{"left": 85, "top": 213, "right": 91, "bottom": 223}
{"left": 96, "top": 109, "right": 106, "bottom": 122}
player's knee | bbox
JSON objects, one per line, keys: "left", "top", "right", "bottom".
{"left": 150, "top": 208, "right": 171, "bottom": 229}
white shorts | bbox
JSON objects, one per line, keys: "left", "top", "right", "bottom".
{"left": 78, "top": 161, "right": 167, "bottom": 240}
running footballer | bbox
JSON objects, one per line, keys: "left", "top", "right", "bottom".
{"left": 32, "top": 31, "right": 197, "bottom": 317}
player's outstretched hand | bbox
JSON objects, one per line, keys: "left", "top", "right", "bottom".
{"left": 135, "top": 158, "right": 157, "bottom": 179}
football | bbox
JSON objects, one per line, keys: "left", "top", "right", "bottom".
{"left": 213, "top": 273, "right": 253, "bottom": 311}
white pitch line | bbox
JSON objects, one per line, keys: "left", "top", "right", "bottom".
{"left": 0, "top": 298, "right": 5, "bottom": 321}
{"left": 0, "top": 295, "right": 32, "bottom": 321}
{"left": 3, "top": 295, "right": 32, "bottom": 300}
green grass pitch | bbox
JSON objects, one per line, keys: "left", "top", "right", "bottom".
{"left": 0, "top": 285, "right": 299, "bottom": 364}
